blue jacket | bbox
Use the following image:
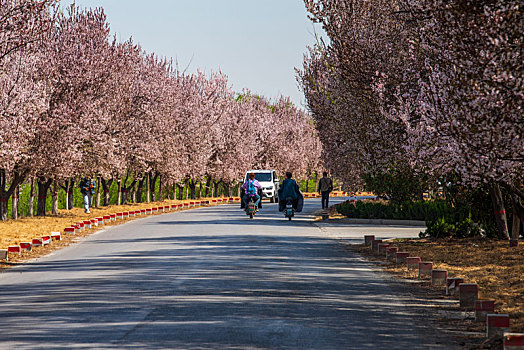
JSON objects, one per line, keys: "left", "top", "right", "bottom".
{"left": 80, "top": 178, "right": 96, "bottom": 195}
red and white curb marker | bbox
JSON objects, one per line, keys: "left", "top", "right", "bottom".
{"left": 395, "top": 252, "right": 409, "bottom": 264}
{"left": 83, "top": 220, "right": 92, "bottom": 229}
{"left": 8, "top": 245, "right": 21, "bottom": 256}
{"left": 64, "top": 227, "right": 75, "bottom": 235}
{"left": 378, "top": 243, "right": 390, "bottom": 255}
{"left": 20, "top": 242, "right": 32, "bottom": 252}
{"left": 504, "top": 333, "right": 524, "bottom": 350}
{"left": 146, "top": 208, "right": 152, "bottom": 215}
{"left": 51, "top": 232, "right": 61, "bottom": 241}
{"left": 41, "top": 235, "right": 51, "bottom": 246}
{"left": 32, "top": 238, "right": 43, "bottom": 247}
{"left": 386, "top": 247, "right": 398, "bottom": 260}
{"left": 103, "top": 215, "right": 111, "bottom": 224}
{"left": 91, "top": 219, "right": 98, "bottom": 227}
{"left": 97, "top": 217, "right": 104, "bottom": 225}
{"left": 431, "top": 269, "right": 447, "bottom": 286}
{"left": 406, "top": 256, "right": 421, "bottom": 270}
{"left": 475, "top": 300, "right": 495, "bottom": 322}
{"left": 371, "top": 239, "right": 382, "bottom": 253}
{"left": 364, "top": 235, "right": 375, "bottom": 246}
{"left": 418, "top": 262, "right": 433, "bottom": 278}
{"left": 117, "top": 212, "right": 123, "bottom": 220}
{"left": 152, "top": 207, "right": 158, "bottom": 213}
{"left": 446, "top": 277, "right": 464, "bottom": 297}
{"left": 487, "top": 314, "right": 510, "bottom": 338}
{"left": 0, "top": 249, "right": 8, "bottom": 260}
{"left": 77, "top": 222, "right": 85, "bottom": 231}
{"left": 123, "top": 211, "right": 129, "bottom": 218}
{"left": 459, "top": 283, "right": 479, "bottom": 309}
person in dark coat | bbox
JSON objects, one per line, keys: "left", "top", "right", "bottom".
{"left": 278, "top": 172, "right": 303, "bottom": 212}
{"left": 318, "top": 171, "right": 333, "bottom": 209}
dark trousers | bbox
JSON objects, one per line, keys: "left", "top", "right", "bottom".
{"left": 321, "top": 191, "right": 330, "bottom": 209}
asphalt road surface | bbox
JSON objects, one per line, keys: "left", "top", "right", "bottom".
{"left": 0, "top": 197, "right": 450, "bottom": 349}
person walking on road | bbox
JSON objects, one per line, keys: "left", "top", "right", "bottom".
{"left": 80, "top": 176, "right": 96, "bottom": 214}
{"left": 318, "top": 171, "right": 333, "bottom": 209}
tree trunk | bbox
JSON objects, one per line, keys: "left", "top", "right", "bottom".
{"left": 213, "top": 180, "right": 221, "bottom": 198}
{"left": 489, "top": 182, "right": 510, "bottom": 240}
{"left": 158, "top": 175, "right": 163, "bottom": 201}
{"left": 177, "top": 183, "right": 184, "bottom": 200}
{"left": 189, "top": 179, "right": 196, "bottom": 200}
{"left": 223, "top": 182, "right": 231, "bottom": 197}
{"left": 204, "top": 177, "right": 211, "bottom": 197}
{"left": 117, "top": 179, "right": 122, "bottom": 205}
{"left": 511, "top": 194, "right": 524, "bottom": 241}
{"left": 132, "top": 182, "right": 137, "bottom": 203}
{"left": 11, "top": 185, "right": 19, "bottom": 219}
{"left": 28, "top": 178, "right": 34, "bottom": 217}
{"left": 146, "top": 174, "right": 151, "bottom": 203}
{"left": 121, "top": 179, "right": 136, "bottom": 205}
{"left": 137, "top": 177, "right": 145, "bottom": 203}
{"left": 101, "top": 178, "right": 113, "bottom": 206}
{"left": 305, "top": 173, "right": 310, "bottom": 193}
{"left": 67, "top": 179, "right": 74, "bottom": 210}
{"left": 0, "top": 170, "right": 27, "bottom": 221}
{"left": 51, "top": 181, "right": 59, "bottom": 214}
{"left": 149, "top": 172, "right": 159, "bottom": 202}
{"left": 95, "top": 176, "right": 101, "bottom": 208}
{"left": 198, "top": 181, "right": 202, "bottom": 198}
{"left": 36, "top": 178, "right": 52, "bottom": 217}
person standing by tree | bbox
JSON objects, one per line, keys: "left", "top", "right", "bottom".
{"left": 80, "top": 176, "right": 96, "bottom": 214}
{"left": 318, "top": 171, "right": 333, "bottom": 209}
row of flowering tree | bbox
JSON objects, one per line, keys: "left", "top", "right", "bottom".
{"left": 298, "top": 0, "right": 522, "bottom": 240}
{"left": 0, "top": 1, "right": 322, "bottom": 220}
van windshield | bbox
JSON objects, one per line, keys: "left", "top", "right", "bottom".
{"left": 246, "top": 173, "right": 272, "bottom": 182}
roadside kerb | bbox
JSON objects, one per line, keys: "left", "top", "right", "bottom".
{"left": 418, "top": 262, "right": 433, "bottom": 278}
{"left": 446, "top": 277, "right": 464, "bottom": 297}
{"left": 386, "top": 247, "right": 398, "bottom": 260}
{"left": 20, "top": 242, "right": 32, "bottom": 252}
{"left": 8, "top": 245, "right": 21, "bottom": 256}
{"left": 504, "top": 333, "right": 524, "bottom": 350}
{"left": 475, "top": 300, "right": 496, "bottom": 322}
{"left": 395, "top": 252, "right": 409, "bottom": 264}
{"left": 487, "top": 314, "right": 510, "bottom": 338}
{"left": 51, "top": 232, "right": 61, "bottom": 241}
{"left": 364, "top": 235, "right": 375, "bottom": 246}
{"left": 378, "top": 243, "right": 390, "bottom": 255}
{"left": 371, "top": 239, "right": 382, "bottom": 253}
{"left": 406, "top": 256, "right": 421, "bottom": 270}
{"left": 431, "top": 269, "right": 447, "bottom": 286}
{"left": 459, "top": 283, "right": 479, "bottom": 309}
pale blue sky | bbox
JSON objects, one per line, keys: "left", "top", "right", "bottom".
{"left": 62, "top": 0, "right": 323, "bottom": 108}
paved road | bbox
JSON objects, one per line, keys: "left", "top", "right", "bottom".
{"left": 0, "top": 198, "right": 448, "bottom": 349}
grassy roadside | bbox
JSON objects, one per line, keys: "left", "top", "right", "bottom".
{"left": 353, "top": 238, "right": 524, "bottom": 335}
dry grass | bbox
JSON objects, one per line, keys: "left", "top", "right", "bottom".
{"left": 355, "top": 237, "right": 524, "bottom": 334}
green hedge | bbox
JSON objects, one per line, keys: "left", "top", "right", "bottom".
{"left": 335, "top": 199, "right": 499, "bottom": 238}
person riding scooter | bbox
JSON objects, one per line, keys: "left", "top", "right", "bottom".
{"left": 278, "top": 172, "right": 304, "bottom": 213}
{"left": 240, "top": 172, "right": 262, "bottom": 211}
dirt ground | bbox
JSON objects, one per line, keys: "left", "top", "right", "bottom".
{"left": 352, "top": 237, "right": 523, "bottom": 349}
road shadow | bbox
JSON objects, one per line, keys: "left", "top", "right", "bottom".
{"left": 0, "top": 233, "right": 450, "bottom": 349}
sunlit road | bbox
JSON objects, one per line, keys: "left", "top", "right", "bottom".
{"left": 0, "top": 197, "right": 450, "bottom": 349}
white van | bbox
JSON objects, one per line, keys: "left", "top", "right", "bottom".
{"left": 244, "top": 170, "right": 280, "bottom": 203}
